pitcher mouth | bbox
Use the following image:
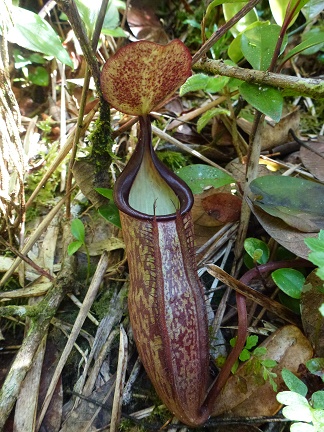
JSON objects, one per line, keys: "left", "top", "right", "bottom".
{"left": 114, "top": 115, "right": 193, "bottom": 221}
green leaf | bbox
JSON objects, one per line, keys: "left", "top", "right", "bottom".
{"left": 278, "top": 291, "right": 301, "bottom": 314}
{"left": 305, "top": 231, "right": 324, "bottom": 252}
{"left": 271, "top": 268, "right": 305, "bottom": 299}
{"left": 180, "top": 74, "right": 229, "bottom": 96}
{"left": 305, "top": 231, "right": 324, "bottom": 279}
{"left": 245, "top": 334, "right": 258, "bottom": 350}
{"left": 239, "top": 348, "right": 251, "bottom": 361}
{"left": 253, "top": 346, "right": 267, "bottom": 357}
{"left": 249, "top": 176, "right": 324, "bottom": 232}
{"left": 239, "top": 83, "right": 283, "bottom": 122}
{"left": 29, "top": 66, "right": 49, "bottom": 86}
{"left": 312, "top": 391, "right": 324, "bottom": 409}
{"left": 95, "top": 187, "right": 114, "bottom": 200}
{"left": 282, "top": 403, "right": 313, "bottom": 422}
{"left": 313, "top": 407, "right": 324, "bottom": 424}
{"left": 281, "top": 368, "right": 308, "bottom": 396}
{"left": 320, "top": 303, "right": 324, "bottom": 316}
{"left": 98, "top": 203, "right": 121, "bottom": 228}
{"left": 197, "top": 108, "right": 230, "bottom": 133}
{"left": 280, "top": 31, "right": 324, "bottom": 64}
{"left": 291, "top": 422, "right": 316, "bottom": 432}
{"left": 228, "top": 21, "right": 270, "bottom": 64}
{"left": 244, "top": 237, "right": 270, "bottom": 264}
{"left": 261, "top": 359, "right": 277, "bottom": 368}
{"left": 175, "top": 164, "right": 235, "bottom": 194}
{"left": 302, "top": 0, "right": 324, "bottom": 20}
{"left": 270, "top": 0, "right": 311, "bottom": 27}
{"left": 241, "top": 24, "right": 287, "bottom": 70}
{"left": 101, "top": 27, "right": 127, "bottom": 37}
{"left": 71, "top": 219, "right": 85, "bottom": 242}
{"left": 306, "top": 358, "right": 324, "bottom": 381}
{"left": 223, "top": 2, "right": 259, "bottom": 38}
{"left": 277, "top": 390, "right": 309, "bottom": 406}
{"left": 8, "top": 7, "right": 73, "bottom": 67}
{"left": 180, "top": 74, "right": 209, "bottom": 96}
{"left": 67, "top": 240, "right": 83, "bottom": 256}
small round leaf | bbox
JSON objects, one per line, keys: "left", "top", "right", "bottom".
{"left": 175, "top": 164, "right": 234, "bottom": 194}
{"left": 281, "top": 368, "right": 308, "bottom": 396}
{"left": 272, "top": 268, "right": 305, "bottom": 299}
{"left": 244, "top": 237, "right": 270, "bottom": 264}
{"left": 71, "top": 219, "right": 85, "bottom": 242}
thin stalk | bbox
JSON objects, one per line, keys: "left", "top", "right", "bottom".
{"left": 192, "top": 0, "right": 260, "bottom": 64}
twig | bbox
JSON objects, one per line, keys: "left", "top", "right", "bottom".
{"left": 0, "top": 260, "right": 75, "bottom": 429}
{"left": 0, "top": 237, "right": 54, "bottom": 282}
{"left": 193, "top": 58, "right": 324, "bottom": 99}
{"left": 192, "top": 0, "right": 261, "bottom": 64}
{"left": 206, "top": 264, "right": 301, "bottom": 326}
{"left": 56, "top": 0, "right": 102, "bottom": 98}
{"left": 36, "top": 251, "right": 109, "bottom": 430}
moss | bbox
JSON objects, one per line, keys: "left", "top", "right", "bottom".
{"left": 87, "top": 103, "right": 115, "bottom": 173}
{"left": 92, "top": 285, "right": 117, "bottom": 320}
{"left": 157, "top": 150, "right": 190, "bottom": 171}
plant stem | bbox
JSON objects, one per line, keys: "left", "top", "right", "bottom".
{"left": 192, "top": 0, "right": 261, "bottom": 64}
{"left": 56, "top": 0, "right": 102, "bottom": 98}
{"left": 193, "top": 59, "right": 324, "bottom": 99}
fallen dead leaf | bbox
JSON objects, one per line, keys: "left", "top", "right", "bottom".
{"left": 211, "top": 325, "right": 313, "bottom": 417}
{"left": 249, "top": 201, "right": 318, "bottom": 259}
{"left": 237, "top": 109, "right": 300, "bottom": 151}
{"left": 127, "top": 4, "right": 169, "bottom": 43}
{"left": 201, "top": 192, "right": 242, "bottom": 224}
{"left": 301, "top": 270, "right": 324, "bottom": 357}
{"left": 300, "top": 139, "right": 324, "bottom": 182}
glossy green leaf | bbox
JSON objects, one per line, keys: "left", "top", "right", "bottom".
{"left": 239, "top": 83, "right": 283, "bottom": 122}
{"left": 280, "top": 31, "right": 324, "bottom": 65}
{"left": 277, "top": 390, "right": 309, "bottom": 407}
{"left": 74, "top": 0, "right": 99, "bottom": 36}
{"left": 74, "top": 0, "right": 124, "bottom": 37}
{"left": 228, "top": 21, "right": 270, "bottom": 63}
{"left": 239, "top": 349, "right": 251, "bottom": 361}
{"left": 270, "top": 0, "right": 311, "bottom": 27}
{"left": 29, "top": 66, "right": 49, "bottom": 86}
{"left": 278, "top": 291, "right": 301, "bottom": 314}
{"left": 95, "top": 187, "right": 114, "bottom": 200}
{"left": 306, "top": 358, "right": 324, "bottom": 381}
{"left": 312, "top": 391, "right": 324, "bottom": 409}
{"left": 291, "top": 424, "right": 316, "bottom": 432}
{"left": 197, "top": 108, "right": 230, "bottom": 133}
{"left": 302, "top": 0, "right": 324, "bottom": 20}
{"left": 250, "top": 176, "right": 324, "bottom": 232}
{"left": 272, "top": 268, "right": 305, "bottom": 299}
{"left": 282, "top": 403, "right": 313, "bottom": 422}
{"left": 101, "top": 27, "right": 127, "bottom": 37}
{"left": 244, "top": 237, "right": 270, "bottom": 264}
{"left": 282, "top": 368, "right": 308, "bottom": 396}
{"left": 67, "top": 240, "right": 83, "bottom": 256}
{"left": 241, "top": 24, "right": 286, "bottom": 70}
{"left": 223, "top": 2, "right": 259, "bottom": 38}
{"left": 8, "top": 7, "right": 73, "bottom": 67}
{"left": 305, "top": 231, "right": 324, "bottom": 279}
{"left": 98, "top": 203, "right": 121, "bottom": 228}
{"left": 180, "top": 74, "right": 229, "bottom": 96}
{"left": 245, "top": 334, "right": 258, "bottom": 350}
{"left": 175, "top": 164, "right": 234, "bottom": 194}
{"left": 71, "top": 219, "right": 85, "bottom": 242}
